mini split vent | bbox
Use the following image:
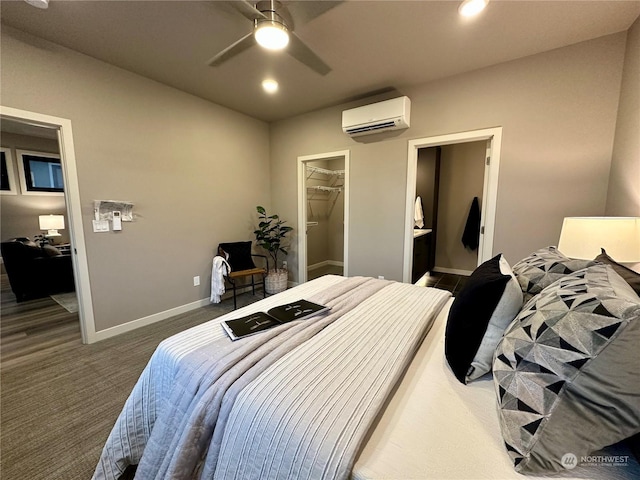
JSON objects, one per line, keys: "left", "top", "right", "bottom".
{"left": 342, "top": 96, "right": 411, "bottom": 137}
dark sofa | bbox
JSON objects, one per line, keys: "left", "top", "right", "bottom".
{"left": 1, "top": 237, "right": 75, "bottom": 302}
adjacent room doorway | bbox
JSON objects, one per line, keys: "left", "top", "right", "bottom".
{"left": 297, "top": 150, "right": 350, "bottom": 283}
{"left": 0, "top": 106, "right": 96, "bottom": 344}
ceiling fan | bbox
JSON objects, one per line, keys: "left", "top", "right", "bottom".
{"left": 207, "top": 0, "right": 334, "bottom": 76}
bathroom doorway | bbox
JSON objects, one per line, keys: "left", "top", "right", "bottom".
{"left": 404, "top": 128, "right": 503, "bottom": 283}
{"left": 297, "top": 150, "right": 350, "bottom": 283}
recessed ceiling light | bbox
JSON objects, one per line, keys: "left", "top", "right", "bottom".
{"left": 458, "top": 0, "right": 489, "bottom": 17}
{"left": 262, "top": 79, "right": 279, "bottom": 94}
{"left": 24, "top": 0, "right": 49, "bottom": 8}
{"left": 255, "top": 21, "right": 289, "bottom": 51}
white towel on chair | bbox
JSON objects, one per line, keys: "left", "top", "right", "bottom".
{"left": 210, "top": 255, "right": 231, "bottom": 303}
{"left": 414, "top": 196, "right": 425, "bottom": 228}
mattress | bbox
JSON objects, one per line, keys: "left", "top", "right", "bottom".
{"left": 353, "top": 298, "right": 640, "bottom": 480}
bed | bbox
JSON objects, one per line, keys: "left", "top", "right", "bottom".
{"left": 94, "top": 268, "right": 640, "bottom": 480}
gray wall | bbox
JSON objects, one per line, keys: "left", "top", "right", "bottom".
{"left": 435, "top": 142, "right": 486, "bottom": 272}
{"left": 271, "top": 33, "right": 627, "bottom": 282}
{"left": 1, "top": 27, "right": 271, "bottom": 331}
{"left": 606, "top": 16, "right": 640, "bottom": 217}
{"left": 1, "top": 132, "right": 70, "bottom": 244}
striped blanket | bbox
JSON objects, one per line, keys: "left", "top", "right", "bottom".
{"left": 93, "top": 275, "right": 450, "bottom": 480}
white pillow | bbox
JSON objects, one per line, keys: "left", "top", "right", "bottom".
{"left": 467, "top": 255, "right": 523, "bottom": 381}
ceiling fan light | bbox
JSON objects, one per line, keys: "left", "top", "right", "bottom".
{"left": 458, "top": 0, "right": 489, "bottom": 17}
{"left": 255, "top": 21, "right": 289, "bottom": 50}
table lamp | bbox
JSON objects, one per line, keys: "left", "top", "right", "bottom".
{"left": 558, "top": 217, "right": 640, "bottom": 262}
{"left": 39, "top": 214, "right": 65, "bottom": 237}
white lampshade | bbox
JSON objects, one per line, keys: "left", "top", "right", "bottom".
{"left": 558, "top": 217, "right": 640, "bottom": 262}
{"left": 254, "top": 21, "right": 289, "bottom": 50}
{"left": 39, "top": 214, "right": 65, "bottom": 236}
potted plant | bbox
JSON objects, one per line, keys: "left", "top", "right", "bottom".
{"left": 254, "top": 205, "right": 293, "bottom": 293}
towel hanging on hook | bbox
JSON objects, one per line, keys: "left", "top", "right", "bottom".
{"left": 462, "top": 197, "right": 481, "bottom": 251}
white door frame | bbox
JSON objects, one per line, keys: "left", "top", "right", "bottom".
{"left": 297, "top": 150, "right": 350, "bottom": 284}
{"left": 1, "top": 106, "right": 96, "bottom": 343}
{"left": 403, "top": 127, "right": 503, "bottom": 283}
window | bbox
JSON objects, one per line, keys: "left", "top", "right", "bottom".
{"left": 17, "top": 149, "right": 64, "bottom": 196}
{"left": 0, "top": 147, "right": 18, "bottom": 195}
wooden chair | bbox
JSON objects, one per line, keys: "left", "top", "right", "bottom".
{"left": 218, "top": 241, "right": 267, "bottom": 309}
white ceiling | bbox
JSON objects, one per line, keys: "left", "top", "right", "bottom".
{"left": 2, "top": 0, "right": 639, "bottom": 122}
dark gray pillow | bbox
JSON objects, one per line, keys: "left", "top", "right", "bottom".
{"left": 512, "top": 246, "right": 593, "bottom": 303}
{"left": 445, "top": 254, "right": 522, "bottom": 384}
{"left": 493, "top": 264, "right": 640, "bottom": 474}
{"left": 595, "top": 248, "right": 640, "bottom": 295}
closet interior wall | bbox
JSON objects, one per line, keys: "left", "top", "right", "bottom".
{"left": 305, "top": 158, "right": 345, "bottom": 270}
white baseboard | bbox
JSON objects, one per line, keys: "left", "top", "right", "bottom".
{"left": 92, "top": 285, "right": 262, "bottom": 342}
{"left": 93, "top": 297, "right": 212, "bottom": 342}
{"left": 432, "top": 266, "right": 473, "bottom": 276}
{"left": 308, "top": 260, "right": 344, "bottom": 271}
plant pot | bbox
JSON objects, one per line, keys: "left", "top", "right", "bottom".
{"left": 265, "top": 269, "right": 288, "bottom": 294}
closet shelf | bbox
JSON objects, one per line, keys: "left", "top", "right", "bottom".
{"left": 306, "top": 166, "right": 345, "bottom": 178}
{"left": 307, "top": 185, "right": 342, "bottom": 193}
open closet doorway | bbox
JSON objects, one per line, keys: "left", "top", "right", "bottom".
{"left": 297, "top": 150, "right": 350, "bottom": 284}
{"left": 403, "top": 128, "right": 503, "bottom": 284}
{"left": 0, "top": 106, "right": 95, "bottom": 347}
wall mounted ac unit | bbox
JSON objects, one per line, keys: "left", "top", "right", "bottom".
{"left": 342, "top": 96, "right": 411, "bottom": 137}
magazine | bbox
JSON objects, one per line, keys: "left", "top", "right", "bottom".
{"left": 221, "top": 299, "right": 330, "bottom": 341}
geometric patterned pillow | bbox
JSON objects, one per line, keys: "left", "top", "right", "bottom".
{"left": 512, "top": 246, "right": 594, "bottom": 304}
{"left": 493, "top": 264, "right": 640, "bottom": 474}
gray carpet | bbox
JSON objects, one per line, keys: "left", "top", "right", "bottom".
{"left": 0, "top": 292, "right": 263, "bottom": 480}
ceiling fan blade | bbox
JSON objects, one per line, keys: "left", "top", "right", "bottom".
{"left": 287, "top": 32, "right": 331, "bottom": 76}
{"left": 231, "top": 0, "right": 268, "bottom": 21}
{"left": 208, "top": 32, "right": 256, "bottom": 67}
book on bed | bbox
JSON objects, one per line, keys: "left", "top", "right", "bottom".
{"left": 221, "top": 299, "right": 330, "bottom": 341}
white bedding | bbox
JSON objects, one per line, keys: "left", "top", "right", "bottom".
{"left": 353, "top": 298, "right": 640, "bottom": 480}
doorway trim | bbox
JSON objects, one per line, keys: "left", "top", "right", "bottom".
{"left": 403, "top": 127, "right": 503, "bottom": 283}
{"left": 297, "top": 150, "right": 350, "bottom": 284}
{"left": 1, "top": 105, "right": 96, "bottom": 343}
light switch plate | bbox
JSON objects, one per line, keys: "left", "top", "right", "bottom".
{"left": 93, "top": 220, "right": 109, "bottom": 233}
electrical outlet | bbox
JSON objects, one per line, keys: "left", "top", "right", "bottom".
{"left": 193, "top": 276, "right": 200, "bottom": 286}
